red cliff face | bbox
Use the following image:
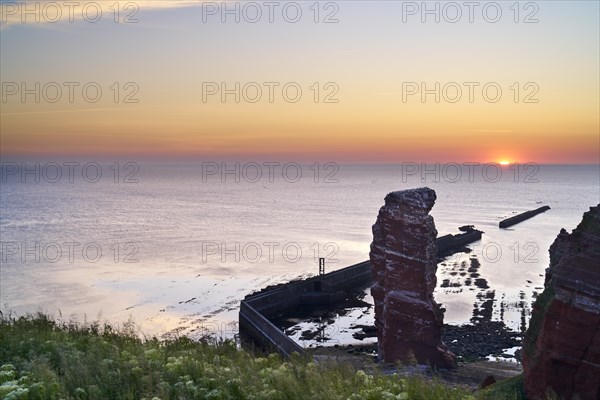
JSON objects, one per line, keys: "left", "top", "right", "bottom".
{"left": 370, "top": 188, "right": 456, "bottom": 368}
{"left": 523, "top": 204, "right": 600, "bottom": 400}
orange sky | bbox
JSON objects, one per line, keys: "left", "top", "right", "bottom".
{"left": 1, "top": 1, "right": 599, "bottom": 163}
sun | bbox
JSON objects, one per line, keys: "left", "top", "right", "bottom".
{"left": 498, "top": 160, "right": 511, "bottom": 166}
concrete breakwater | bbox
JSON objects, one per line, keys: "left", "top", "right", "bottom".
{"left": 499, "top": 206, "right": 550, "bottom": 228}
{"left": 239, "top": 228, "right": 483, "bottom": 357}
{"left": 239, "top": 260, "right": 372, "bottom": 357}
{"left": 437, "top": 228, "right": 483, "bottom": 257}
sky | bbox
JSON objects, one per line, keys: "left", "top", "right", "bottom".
{"left": 1, "top": 0, "right": 599, "bottom": 163}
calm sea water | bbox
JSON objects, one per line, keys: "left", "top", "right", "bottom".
{"left": 1, "top": 163, "right": 598, "bottom": 341}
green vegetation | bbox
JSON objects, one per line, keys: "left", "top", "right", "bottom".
{"left": 478, "top": 375, "right": 560, "bottom": 400}
{"left": 1, "top": 314, "right": 528, "bottom": 400}
{"left": 478, "top": 375, "right": 526, "bottom": 400}
{"left": 522, "top": 285, "right": 555, "bottom": 360}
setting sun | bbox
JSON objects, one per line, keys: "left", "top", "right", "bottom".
{"left": 499, "top": 160, "right": 511, "bottom": 165}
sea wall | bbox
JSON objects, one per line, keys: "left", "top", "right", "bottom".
{"left": 239, "top": 261, "right": 371, "bottom": 356}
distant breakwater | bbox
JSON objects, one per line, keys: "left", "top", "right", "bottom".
{"left": 499, "top": 206, "right": 550, "bottom": 228}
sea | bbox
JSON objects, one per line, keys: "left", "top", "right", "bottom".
{"left": 1, "top": 162, "right": 598, "bottom": 349}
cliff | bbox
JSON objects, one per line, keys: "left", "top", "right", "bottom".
{"left": 523, "top": 204, "right": 600, "bottom": 400}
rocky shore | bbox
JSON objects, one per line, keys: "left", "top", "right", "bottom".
{"left": 274, "top": 285, "right": 523, "bottom": 364}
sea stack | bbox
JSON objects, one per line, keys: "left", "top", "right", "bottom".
{"left": 370, "top": 188, "right": 456, "bottom": 368}
{"left": 523, "top": 204, "right": 600, "bottom": 400}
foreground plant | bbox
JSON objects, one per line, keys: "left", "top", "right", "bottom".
{"left": 1, "top": 314, "right": 533, "bottom": 400}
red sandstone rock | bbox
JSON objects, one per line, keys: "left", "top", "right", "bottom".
{"left": 523, "top": 204, "right": 600, "bottom": 400}
{"left": 370, "top": 188, "right": 456, "bottom": 368}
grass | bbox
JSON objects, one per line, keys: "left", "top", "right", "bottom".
{"left": 477, "top": 375, "right": 526, "bottom": 400}
{"left": 0, "top": 313, "right": 534, "bottom": 400}
{"left": 478, "top": 375, "right": 560, "bottom": 400}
